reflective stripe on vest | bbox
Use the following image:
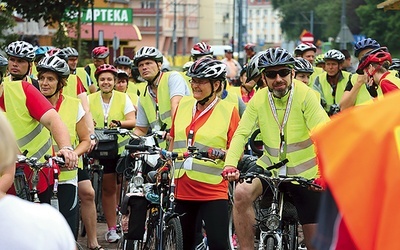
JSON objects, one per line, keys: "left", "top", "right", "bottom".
{"left": 263, "top": 137, "right": 313, "bottom": 157}
{"left": 173, "top": 96, "right": 233, "bottom": 184}
{"left": 88, "top": 91, "right": 128, "bottom": 154}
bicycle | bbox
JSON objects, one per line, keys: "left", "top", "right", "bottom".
{"left": 239, "top": 159, "right": 320, "bottom": 250}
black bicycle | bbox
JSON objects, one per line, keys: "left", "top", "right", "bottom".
{"left": 240, "top": 159, "right": 320, "bottom": 250}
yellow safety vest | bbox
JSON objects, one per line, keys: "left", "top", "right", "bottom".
{"left": 87, "top": 63, "right": 97, "bottom": 87}
{"left": 222, "top": 90, "right": 239, "bottom": 109}
{"left": 139, "top": 72, "right": 173, "bottom": 130}
{"left": 63, "top": 74, "right": 79, "bottom": 98}
{"left": 179, "top": 71, "right": 193, "bottom": 94}
{"left": 314, "top": 71, "right": 351, "bottom": 112}
{"left": 126, "top": 81, "right": 139, "bottom": 106}
{"left": 75, "top": 67, "right": 91, "bottom": 93}
{"left": 3, "top": 81, "right": 52, "bottom": 161}
{"left": 173, "top": 96, "right": 233, "bottom": 184}
{"left": 53, "top": 95, "right": 80, "bottom": 181}
{"left": 309, "top": 66, "right": 324, "bottom": 87}
{"left": 254, "top": 82, "right": 329, "bottom": 179}
{"left": 88, "top": 91, "right": 130, "bottom": 155}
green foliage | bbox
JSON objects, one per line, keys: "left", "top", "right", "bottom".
{"left": 2, "top": 0, "right": 91, "bottom": 26}
{"left": 356, "top": 0, "right": 400, "bottom": 50}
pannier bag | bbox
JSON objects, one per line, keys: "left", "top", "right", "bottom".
{"left": 88, "top": 129, "right": 118, "bottom": 159}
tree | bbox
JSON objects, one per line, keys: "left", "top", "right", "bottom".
{"left": 356, "top": 0, "right": 400, "bottom": 51}
{"left": 0, "top": 7, "right": 19, "bottom": 49}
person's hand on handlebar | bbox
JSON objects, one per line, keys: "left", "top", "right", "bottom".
{"left": 57, "top": 147, "right": 78, "bottom": 170}
{"left": 207, "top": 148, "right": 226, "bottom": 160}
{"left": 221, "top": 165, "right": 239, "bottom": 182}
{"left": 310, "top": 177, "right": 326, "bottom": 192}
{"left": 110, "top": 120, "right": 122, "bottom": 128}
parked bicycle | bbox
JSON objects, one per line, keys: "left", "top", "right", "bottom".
{"left": 239, "top": 159, "right": 320, "bottom": 250}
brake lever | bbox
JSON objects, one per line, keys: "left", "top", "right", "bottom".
{"left": 194, "top": 155, "right": 217, "bottom": 164}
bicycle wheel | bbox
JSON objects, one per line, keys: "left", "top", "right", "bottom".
{"left": 265, "top": 236, "right": 275, "bottom": 250}
{"left": 228, "top": 183, "right": 238, "bottom": 250}
{"left": 282, "top": 223, "right": 298, "bottom": 250}
{"left": 14, "top": 168, "right": 31, "bottom": 201}
{"left": 91, "top": 169, "right": 104, "bottom": 222}
{"left": 163, "top": 217, "right": 183, "bottom": 250}
{"left": 143, "top": 215, "right": 158, "bottom": 250}
{"left": 117, "top": 234, "right": 139, "bottom": 250}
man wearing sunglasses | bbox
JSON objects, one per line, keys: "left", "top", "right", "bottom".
{"left": 223, "top": 48, "right": 329, "bottom": 250}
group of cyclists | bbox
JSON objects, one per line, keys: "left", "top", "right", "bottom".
{"left": 0, "top": 35, "right": 398, "bottom": 250}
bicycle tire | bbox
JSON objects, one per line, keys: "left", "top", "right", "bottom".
{"left": 228, "top": 183, "right": 237, "bottom": 250}
{"left": 284, "top": 223, "right": 298, "bottom": 250}
{"left": 163, "top": 217, "right": 183, "bottom": 250}
{"left": 91, "top": 169, "right": 104, "bottom": 222}
{"left": 14, "top": 169, "right": 31, "bottom": 201}
{"left": 265, "top": 236, "right": 275, "bottom": 250}
{"left": 249, "top": 129, "right": 263, "bottom": 157}
{"left": 143, "top": 213, "right": 158, "bottom": 250}
{"left": 76, "top": 241, "right": 84, "bottom": 250}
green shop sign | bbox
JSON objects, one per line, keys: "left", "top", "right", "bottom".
{"left": 66, "top": 8, "right": 133, "bottom": 24}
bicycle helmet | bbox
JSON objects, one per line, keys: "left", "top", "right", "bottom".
{"left": 294, "top": 42, "right": 317, "bottom": 56}
{"left": 244, "top": 43, "right": 256, "bottom": 51}
{"left": 356, "top": 47, "right": 391, "bottom": 74}
{"left": 354, "top": 38, "right": 380, "bottom": 58}
{"left": 258, "top": 48, "right": 295, "bottom": 69}
{"left": 95, "top": 64, "right": 118, "bottom": 79}
{"left": 246, "top": 51, "right": 263, "bottom": 82}
{"left": 114, "top": 55, "right": 132, "bottom": 67}
{"left": 182, "top": 61, "right": 194, "bottom": 71}
{"left": 45, "top": 48, "right": 68, "bottom": 61}
{"left": 0, "top": 54, "right": 8, "bottom": 77}
{"left": 186, "top": 57, "right": 226, "bottom": 81}
{"left": 294, "top": 58, "right": 314, "bottom": 74}
{"left": 37, "top": 55, "right": 70, "bottom": 79}
{"left": 389, "top": 58, "right": 400, "bottom": 71}
{"left": 35, "top": 46, "right": 55, "bottom": 59}
{"left": 324, "top": 49, "right": 345, "bottom": 63}
{"left": 63, "top": 47, "right": 79, "bottom": 58}
{"left": 91, "top": 46, "right": 109, "bottom": 59}
{"left": 191, "top": 42, "right": 213, "bottom": 58}
{"left": 314, "top": 54, "right": 325, "bottom": 65}
{"left": 117, "top": 69, "right": 129, "bottom": 79}
{"left": 5, "top": 41, "right": 35, "bottom": 62}
{"left": 133, "top": 46, "right": 163, "bottom": 67}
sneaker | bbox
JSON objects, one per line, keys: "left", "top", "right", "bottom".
{"left": 105, "top": 229, "right": 121, "bottom": 243}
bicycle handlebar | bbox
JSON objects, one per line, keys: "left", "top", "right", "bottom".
{"left": 16, "top": 154, "right": 66, "bottom": 169}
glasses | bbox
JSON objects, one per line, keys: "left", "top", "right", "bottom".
{"left": 189, "top": 79, "right": 210, "bottom": 85}
{"left": 263, "top": 69, "right": 292, "bottom": 79}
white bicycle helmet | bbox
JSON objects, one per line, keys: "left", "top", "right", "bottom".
{"left": 324, "top": 49, "right": 345, "bottom": 63}
{"left": 182, "top": 61, "right": 194, "bottom": 71}
{"left": 37, "top": 55, "right": 70, "bottom": 79}
{"left": 114, "top": 55, "right": 133, "bottom": 67}
{"left": 133, "top": 46, "right": 163, "bottom": 67}
{"left": 191, "top": 42, "right": 213, "bottom": 58}
{"left": 0, "top": 54, "right": 8, "bottom": 77}
{"left": 63, "top": 47, "right": 79, "bottom": 57}
{"left": 246, "top": 51, "right": 263, "bottom": 82}
{"left": 6, "top": 41, "right": 36, "bottom": 62}
{"left": 294, "top": 58, "right": 314, "bottom": 73}
{"left": 186, "top": 57, "right": 226, "bottom": 81}
{"left": 294, "top": 42, "right": 317, "bottom": 56}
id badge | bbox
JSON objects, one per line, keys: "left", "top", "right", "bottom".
{"left": 183, "top": 157, "right": 193, "bottom": 170}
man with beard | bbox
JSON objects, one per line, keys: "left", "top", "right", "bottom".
{"left": 223, "top": 47, "right": 329, "bottom": 250}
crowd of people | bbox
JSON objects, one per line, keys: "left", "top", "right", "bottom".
{"left": 0, "top": 36, "right": 399, "bottom": 250}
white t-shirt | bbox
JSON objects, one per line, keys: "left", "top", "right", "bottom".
{"left": 0, "top": 195, "right": 76, "bottom": 250}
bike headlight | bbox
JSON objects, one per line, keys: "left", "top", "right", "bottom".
{"left": 265, "top": 214, "right": 280, "bottom": 231}
{"left": 133, "top": 175, "right": 144, "bottom": 187}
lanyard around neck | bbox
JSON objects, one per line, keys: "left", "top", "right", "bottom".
{"left": 267, "top": 85, "right": 294, "bottom": 158}
{"left": 187, "top": 97, "right": 219, "bottom": 147}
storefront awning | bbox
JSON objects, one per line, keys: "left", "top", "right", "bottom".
{"left": 68, "top": 24, "right": 142, "bottom": 41}
{"left": 377, "top": 0, "right": 400, "bottom": 10}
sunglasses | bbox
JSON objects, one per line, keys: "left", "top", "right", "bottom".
{"left": 263, "top": 69, "right": 292, "bottom": 79}
{"left": 189, "top": 78, "right": 210, "bottom": 85}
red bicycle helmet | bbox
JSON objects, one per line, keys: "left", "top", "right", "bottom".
{"left": 356, "top": 47, "right": 391, "bottom": 74}
{"left": 91, "top": 46, "right": 109, "bottom": 59}
{"left": 191, "top": 42, "right": 213, "bottom": 57}
{"left": 244, "top": 43, "right": 256, "bottom": 51}
{"left": 95, "top": 64, "right": 118, "bottom": 79}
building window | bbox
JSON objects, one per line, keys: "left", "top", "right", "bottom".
{"left": 143, "top": 18, "right": 150, "bottom": 26}
{"left": 141, "top": 1, "right": 155, "bottom": 8}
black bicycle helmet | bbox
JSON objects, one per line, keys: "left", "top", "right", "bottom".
{"left": 0, "top": 54, "right": 8, "bottom": 77}
{"left": 5, "top": 41, "right": 36, "bottom": 62}
{"left": 246, "top": 51, "right": 263, "bottom": 82}
{"left": 186, "top": 57, "right": 226, "bottom": 81}
{"left": 133, "top": 46, "right": 163, "bottom": 67}
{"left": 37, "top": 55, "right": 70, "bottom": 79}
{"left": 114, "top": 55, "right": 133, "bottom": 67}
{"left": 63, "top": 47, "right": 79, "bottom": 58}
{"left": 294, "top": 58, "right": 314, "bottom": 74}
{"left": 324, "top": 49, "right": 345, "bottom": 63}
{"left": 389, "top": 58, "right": 400, "bottom": 71}
{"left": 354, "top": 38, "right": 380, "bottom": 58}
{"left": 258, "top": 48, "right": 295, "bottom": 69}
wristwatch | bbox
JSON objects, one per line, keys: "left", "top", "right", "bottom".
{"left": 90, "top": 134, "right": 96, "bottom": 140}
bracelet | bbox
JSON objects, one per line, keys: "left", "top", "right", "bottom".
{"left": 61, "top": 146, "right": 74, "bottom": 151}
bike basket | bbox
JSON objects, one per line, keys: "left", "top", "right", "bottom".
{"left": 88, "top": 129, "right": 118, "bottom": 159}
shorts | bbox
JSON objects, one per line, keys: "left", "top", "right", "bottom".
{"left": 260, "top": 178, "right": 321, "bottom": 225}
{"left": 99, "top": 157, "right": 120, "bottom": 174}
{"left": 78, "top": 165, "right": 90, "bottom": 182}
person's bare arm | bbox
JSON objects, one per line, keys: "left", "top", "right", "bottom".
{"left": 77, "top": 92, "right": 96, "bottom": 152}
{"left": 170, "top": 95, "right": 184, "bottom": 118}
{"left": 340, "top": 74, "right": 366, "bottom": 111}
{"left": 75, "top": 114, "right": 91, "bottom": 156}
{"left": 0, "top": 163, "right": 15, "bottom": 193}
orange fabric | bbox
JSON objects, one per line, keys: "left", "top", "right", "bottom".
{"left": 311, "top": 90, "right": 400, "bottom": 250}
{"left": 170, "top": 101, "right": 240, "bottom": 201}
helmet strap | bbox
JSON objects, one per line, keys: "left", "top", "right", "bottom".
{"left": 45, "top": 86, "right": 62, "bottom": 99}
{"left": 197, "top": 80, "right": 215, "bottom": 105}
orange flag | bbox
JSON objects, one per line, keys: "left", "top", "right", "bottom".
{"left": 311, "top": 91, "right": 400, "bottom": 250}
